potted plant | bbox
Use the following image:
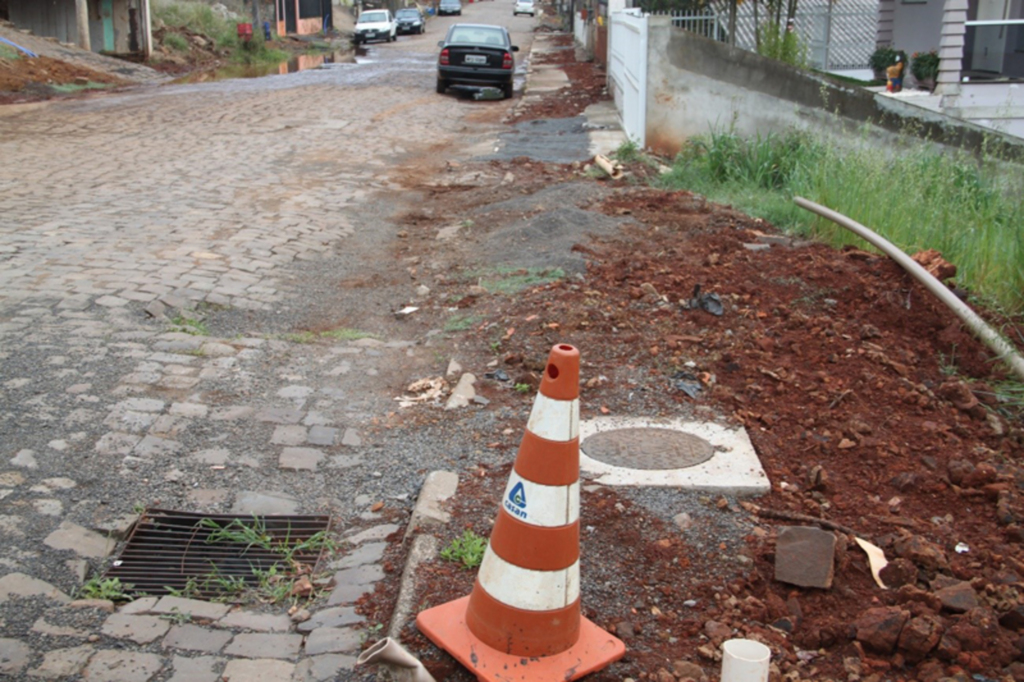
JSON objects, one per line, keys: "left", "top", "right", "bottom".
{"left": 911, "top": 50, "right": 940, "bottom": 90}
{"left": 869, "top": 46, "right": 907, "bottom": 82}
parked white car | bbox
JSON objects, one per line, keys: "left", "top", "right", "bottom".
{"left": 513, "top": 0, "right": 535, "bottom": 16}
{"left": 354, "top": 9, "right": 397, "bottom": 44}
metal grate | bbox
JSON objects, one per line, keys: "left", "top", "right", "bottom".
{"left": 103, "top": 509, "right": 332, "bottom": 598}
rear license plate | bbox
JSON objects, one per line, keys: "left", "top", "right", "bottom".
{"left": 464, "top": 54, "right": 487, "bottom": 65}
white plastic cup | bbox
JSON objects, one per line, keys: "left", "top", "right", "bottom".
{"left": 720, "top": 638, "right": 771, "bottom": 682}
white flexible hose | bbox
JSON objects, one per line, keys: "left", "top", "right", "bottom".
{"left": 794, "top": 197, "right": 1024, "bottom": 382}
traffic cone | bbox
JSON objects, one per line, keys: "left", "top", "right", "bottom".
{"left": 416, "top": 344, "right": 625, "bottom": 681}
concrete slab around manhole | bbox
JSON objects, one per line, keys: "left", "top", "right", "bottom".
{"left": 579, "top": 417, "right": 769, "bottom": 495}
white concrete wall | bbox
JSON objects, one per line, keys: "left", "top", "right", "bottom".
{"left": 952, "top": 82, "right": 1024, "bottom": 137}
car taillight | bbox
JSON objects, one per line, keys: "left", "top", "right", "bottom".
{"left": 440, "top": 48, "right": 449, "bottom": 65}
{"left": 502, "top": 52, "right": 512, "bottom": 69}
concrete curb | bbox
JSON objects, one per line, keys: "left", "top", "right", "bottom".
{"left": 374, "top": 470, "right": 459, "bottom": 675}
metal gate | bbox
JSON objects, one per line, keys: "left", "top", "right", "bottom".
{"left": 609, "top": 10, "right": 648, "bottom": 147}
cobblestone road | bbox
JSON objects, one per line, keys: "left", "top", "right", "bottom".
{"left": 0, "top": 5, "right": 538, "bottom": 680}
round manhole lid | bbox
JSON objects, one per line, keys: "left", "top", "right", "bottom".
{"left": 581, "top": 428, "right": 715, "bottom": 470}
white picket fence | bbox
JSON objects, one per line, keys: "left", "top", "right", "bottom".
{"left": 608, "top": 10, "right": 648, "bottom": 147}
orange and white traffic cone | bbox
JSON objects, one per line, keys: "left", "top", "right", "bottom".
{"left": 416, "top": 344, "right": 625, "bottom": 681}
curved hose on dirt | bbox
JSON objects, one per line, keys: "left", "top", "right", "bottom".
{"left": 0, "top": 36, "right": 38, "bottom": 58}
{"left": 794, "top": 196, "right": 1024, "bottom": 382}
{"left": 356, "top": 638, "right": 437, "bottom": 682}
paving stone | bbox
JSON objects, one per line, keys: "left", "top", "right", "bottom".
{"left": 306, "top": 426, "right": 339, "bottom": 446}
{"left": 220, "top": 658, "right": 295, "bottom": 682}
{"left": 341, "top": 428, "right": 362, "bottom": 446}
{"left": 332, "top": 542, "right": 387, "bottom": 569}
{"left": 104, "top": 410, "right": 159, "bottom": 433}
{"left": 217, "top": 610, "right": 292, "bottom": 632}
{"left": 223, "top": 633, "right": 303, "bottom": 659}
{"left": 279, "top": 447, "right": 324, "bottom": 471}
{"left": 118, "top": 596, "right": 159, "bottom": 615}
{"left": 69, "top": 598, "right": 116, "bottom": 612}
{"left": 304, "top": 627, "right": 362, "bottom": 655}
{"left": 328, "top": 565, "right": 385, "bottom": 605}
{"left": 33, "top": 616, "right": 90, "bottom": 637}
{"left": 293, "top": 654, "right": 358, "bottom": 682}
{"left": 26, "top": 644, "right": 94, "bottom": 679}
{"left": 231, "top": 491, "right": 300, "bottom": 515}
{"left": 133, "top": 430, "right": 182, "bottom": 454}
{"left": 169, "top": 402, "right": 209, "bottom": 418}
{"left": 163, "top": 624, "right": 233, "bottom": 652}
{"left": 101, "top": 613, "right": 172, "bottom": 644}
{"left": 296, "top": 606, "right": 364, "bottom": 633}
{"left": 345, "top": 524, "right": 400, "bottom": 545}
{"left": 11, "top": 448, "right": 38, "bottom": 468}
{"left": 44, "top": 520, "right": 114, "bottom": 558}
{"left": 96, "top": 295, "right": 130, "bottom": 307}
{"left": 277, "top": 385, "right": 314, "bottom": 399}
{"left": 167, "top": 655, "right": 223, "bottom": 682}
{"left": 0, "top": 637, "right": 32, "bottom": 675}
{"left": 82, "top": 650, "right": 165, "bottom": 682}
{"left": 255, "top": 407, "right": 304, "bottom": 424}
{"left": 210, "top": 406, "right": 254, "bottom": 421}
{"left": 774, "top": 525, "right": 836, "bottom": 589}
{"left": 117, "top": 398, "right": 167, "bottom": 413}
{"left": 95, "top": 431, "right": 143, "bottom": 455}
{"left": 271, "top": 425, "right": 307, "bottom": 445}
{"left": 200, "top": 342, "right": 236, "bottom": 357}
{"left": 152, "top": 596, "right": 232, "bottom": 621}
{"left": 34, "top": 498, "right": 64, "bottom": 516}
{"left": 193, "top": 448, "right": 231, "bottom": 465}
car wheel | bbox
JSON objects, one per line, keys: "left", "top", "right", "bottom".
{"left": 420, "top": 25, "right": 425, "bottom": 34}
{"left": 436, "top": 78, "right": 447, "bottom": 94}
{"left": 503, "top": 82, "right": 513, "bottom": 99}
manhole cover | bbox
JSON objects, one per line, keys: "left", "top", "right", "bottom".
{"left": 581, "top": 428, "right": 715, "bottom": 470}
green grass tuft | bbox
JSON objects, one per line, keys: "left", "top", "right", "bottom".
{"left": 0, "top": 44, "right": 20, "bottom": 60}
{"left": 440, "top": 530, "right": 487, "bottom": 569}
{"left": 163, "top": 32, "right": 190, "bottom": 52}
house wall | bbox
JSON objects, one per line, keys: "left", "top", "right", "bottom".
{"left": 9, "top": 0, "right": 136, "bottom": 52}
{"left": 9, "top": 0, "right": 77, "bottom": 45}
{"left": 643, "top": 17, "right": 1024, "bottom": 158}
{"left": 891, "top": 0, "right": 944, "bottom": 56}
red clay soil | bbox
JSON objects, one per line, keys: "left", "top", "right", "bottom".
{"left": 358, "top": 43, "right": 1024, "bottom": 682}
{"left": 512, "top": 32, "right": 610, "bottom": 123}
{"left": 0, "top": 55, "right": 123, "bottom": 103}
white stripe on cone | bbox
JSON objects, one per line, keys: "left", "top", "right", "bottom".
{"left": 477, "top": 546, "right": 580, "bottom": 611}
{"left": 501, "top": 472, "right": 579, "bottom": 528}
{"left": 526, "top": 394, "right": 580, "bottom": 442}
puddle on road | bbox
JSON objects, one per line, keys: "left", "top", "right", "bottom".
{"left": 174, "top": 50, "right": 356, "bottom": 84}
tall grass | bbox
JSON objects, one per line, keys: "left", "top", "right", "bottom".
{"left": 659, "top": 129, "right": 1024, "bottom": 313}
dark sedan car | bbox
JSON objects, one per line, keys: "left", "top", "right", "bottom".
{"left": 396, "top": 7, "right": 426, "bottom": 34}
{"left": 437, "top": 0, "right": 462, "bottom": 15}
{"left": 436, "top": 24, "right": 519, "bottom": 99}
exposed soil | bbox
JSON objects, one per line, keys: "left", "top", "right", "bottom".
{"left": 513, "top": 32, "right": 609, "bottom": 122}
{"left": 359, "top": 49, "right": 1024, "bottom": 682}
{"left": 0, "top": 55, "right": 124, "bottom": 104}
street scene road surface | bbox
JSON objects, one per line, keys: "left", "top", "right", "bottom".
{"left": 0, "top": 3, "right": 556, "bottom": 680}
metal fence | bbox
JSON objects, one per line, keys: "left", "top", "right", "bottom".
{"left": 647, "top": 0, "right": 877, "bottom": 71}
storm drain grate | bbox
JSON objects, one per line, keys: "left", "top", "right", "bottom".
{"left": 103, "top": 509, "right": 332, "bottom": 598}
{"left": 581, "top": 427, "right": 716, "bottom": 470}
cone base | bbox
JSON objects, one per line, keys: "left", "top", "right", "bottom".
{"left": 416, "top": 596, "right": 625, "bottom": 682}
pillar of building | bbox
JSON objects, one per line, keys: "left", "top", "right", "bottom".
{"left": 936, "top": 0, "right": 968, "bottom": 99}
{"left": 75, "top": 0, "right": 91, "bottom": 51}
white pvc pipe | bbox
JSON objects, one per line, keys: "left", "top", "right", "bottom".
{"left": 356, "top": 638, "right": 437, "bottom": 682}
{"left": 795, "top": 197, "right": 1024, "bottom": 382}
{"left": 721, "top": 638, "right": 771, "bottom": 682}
